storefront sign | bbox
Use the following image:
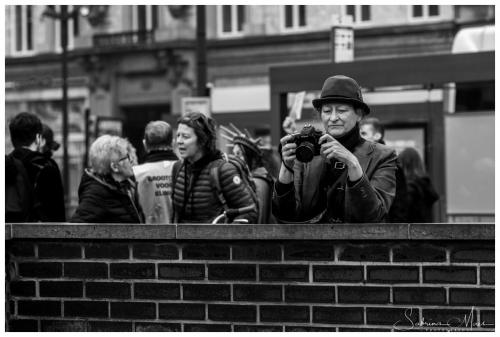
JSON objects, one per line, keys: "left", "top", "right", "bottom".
{"left": 181, "top": 97, "right": 211, "bottom": 117}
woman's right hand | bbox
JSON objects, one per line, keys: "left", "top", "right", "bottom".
{"left": 280, "top": 134, "right": 297, "bottom": 168}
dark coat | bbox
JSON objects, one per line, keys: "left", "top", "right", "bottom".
{"left": 172, "top": 151, "right": 258, "bottom": 223}
{"left": 10, "top": 148, "right": 66, "bottom": 222}
{"left": 406, "top": 175, "right": 439, "bottom": 223}
{"left": 273, "top": 140, "right": 397, "bottom": 223}
{"left": 70, "top": 170, "right": 144, "bottom": 223}
{"left": 386, "top": 159, "right": 409, "bottom": 223}
{"left": 252, "top": 166, "right": 274, "bottom": 224}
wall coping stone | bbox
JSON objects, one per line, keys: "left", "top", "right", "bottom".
{"left": 5, "top": 223, "right": 494, "bottom": 240}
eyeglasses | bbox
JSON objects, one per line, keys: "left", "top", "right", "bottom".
{"left": 117, "top": 153, "right": 131, "bottom": 163}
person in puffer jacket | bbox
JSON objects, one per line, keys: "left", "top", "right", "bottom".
{"left": 71, "top": 135, "right": 144, "bottom": 223}
{"left": 172, "top": 112, "right": 258, "bottom": 224}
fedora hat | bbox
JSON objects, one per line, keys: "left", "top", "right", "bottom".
{"left": 312, "top": 75, "right": 370, "bottom": 114}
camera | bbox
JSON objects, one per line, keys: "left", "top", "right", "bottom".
{"left": 287, "top": 124, "right": 324, "bottom": 162}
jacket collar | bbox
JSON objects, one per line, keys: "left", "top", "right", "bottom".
{"left": 143, "top": 149, "right": 178, "bottom": 163}
{"left": 84, "top": 169, "right": 135, "bottom": 192}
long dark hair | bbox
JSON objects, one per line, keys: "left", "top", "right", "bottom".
{"left": 398, "top": 147, "right": 426, "bottom": 182}
{"left": 177, "top": 112, "right": 217, "bottom": 156}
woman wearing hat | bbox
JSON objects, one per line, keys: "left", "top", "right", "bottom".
{"left": 273, "top": 75, "right": 397, "bottom": 223}
{"left": 171, "top": 112, "right": 258, "bottom": 224}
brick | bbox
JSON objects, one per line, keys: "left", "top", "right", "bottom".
{"left": 449, "top": 288, "right": 494, "bottom": 306}
{"left": 235, "top": 325, "right": 282, "bottom": 332}
{"left": 134, "top": 282, "right": 180, "bottom": 299}
{"left": 135, "top": 323, "right": 181, "bottom": 332}
{"left": 339, "top": 327, "right": 391, "bottom": 332}
{"left": 183, "top": 284, "right": 230, "bottom": 301}
{"left": 393, "top": 243, "right": 446, "bottom": 262}
{"left": 64, "top": 301, "right": 108, "bottom": 318}
{"left": 208, "top": 264, "right": 256, "bottom": 281}
{"left": 18, "top": 300, "right": 61, "bottom": 317}
{"left": 208, "top": 304, "right": 257, "bottom": 322}
{"left": 285, "top": 285, "right": 335, "bottom": 303}
{"left": 339, "top": 244, "right": 389, "bottom": 261}
{"left": 367, "top": 266, "right": 419, "bottom": 283}
{"left": 367, "top": 307, "right": 418, "bottom": 326}
{"left": 86, "top": 282, "right": 131, "bottom": 299}
{"left": 9, "top": 319, "right": 38, "bottom": 332}
{"left": 182, "top": 243, "right": 229, "bottom": 260}
{"left": 422, "top": 309, "right": 477, "bottom": 328}
{"left": 232, "top": 243, "right": 281, "bottom": 261}
{"left": 88, "top": 321, "right": 132, "bottom": 332}
{"left": 110, "top": 302, "right": 156, "bottom": 319}
{"left": 233, "top": 284, "right": 282, "bottom": 302}
{"left": 284, "top": 242, "right": 334, "bottom": 260}
{"left": 260, "top": 305, "right": 309, "bottom": 323}
{"left": 39, "top": 281, "right": 83, "bottom": 298}
{"left": 19, "top": 262, "right": 62, "bottom": 278}
{"left": 159, "top": 303, "right": 205, "bottom": 320}
{"left": 133, "top": 243, "right": 178, "bottom": 260}
{"left": 8, "top": 241, "right": 35, "bottom": 257}
{"left": 41, "top": 320, "right": 87, "bottom": 332}
{"left": 10, "top": 300, "right": 15, "bottom": 314}
{"left": 313, "top": 265, "right": 364, "bottom": 283}
{"left": 184, "top": 324, "right": 231, "bottom": 332}
{"left": 423, "top": 267, "right": 476, "bottom": 284}
{"left": 110, "top": 263, "right": 155, "bottom": 279}
{"left": 313, "top": 306, "right": 364, "bottom": 324}
{"left": 85, "top": 243, "right": 129, "bottom": 259}
{"left": 259, "top": 265, "right": 309, "bottom": 282}
{"left": 64, "top": 262, "right": 108, "bottom": 278}
{"left": 38, "top": 243, "right": 82, "bottom": 259}
{"left": 450, "top": 244, "right": 494, "bottom": 262}
{"left": 10, "top": 281, "right": 36, "bottom": 297}
{"left": 480, "top": 310, "right": 495, "bottom": 326}
{"left": 338, "top": 286, "right": 390, "bottom": 304}
{"left": 480, "top": 267, "right": 494, "bottom": 285}
{"left": 393, "top": 287, "right": 446, "bottom": 305}
{"left": 158, "top": 263, "right": 204, "bottom": 280}
{"left": 286, "top": 326, "right": 337, "bottom": 332}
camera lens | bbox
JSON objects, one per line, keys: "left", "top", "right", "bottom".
{"left": 296, "top": 142, "right": 315, "bottom": 162}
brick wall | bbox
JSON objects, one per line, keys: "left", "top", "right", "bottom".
{"left": 5, "top": 224, "right": 495, "bottom": 332}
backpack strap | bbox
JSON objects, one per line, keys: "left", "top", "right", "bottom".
{"left": 210, "top": 156, "right": 229, "bottom": 213}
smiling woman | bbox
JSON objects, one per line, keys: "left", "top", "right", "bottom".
{"left": 273, "top": 75, "right": 397, "bottom": 223}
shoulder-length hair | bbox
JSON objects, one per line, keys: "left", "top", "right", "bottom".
{"left": 177, "top": 112, "right": 217, "bottom": 155}
{"left": 398, "top": 147, "right": 426, "bottom": 182}
{"left": 89, "top": 135, "right": 130, "bottom": 175}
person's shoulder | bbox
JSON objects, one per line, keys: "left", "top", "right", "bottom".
{"left": 363, "top": 140, "right": 397, "bottom": 159}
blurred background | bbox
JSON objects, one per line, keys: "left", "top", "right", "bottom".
{"left": 4, "top": 5, "right": 494, "bottom": 222}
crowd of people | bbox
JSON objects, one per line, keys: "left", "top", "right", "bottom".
{"left": 6, "top": 75, "right": 438, "bottom": 225}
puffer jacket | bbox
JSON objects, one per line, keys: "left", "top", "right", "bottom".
{"left": 172, "top": 151, "right": 258, "bottom": 223}
{"left": 71, "top": 169, "right": 144, "bottom": 223}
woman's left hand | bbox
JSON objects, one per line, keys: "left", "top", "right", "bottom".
{"left": 319, "top": 134, "right": 363, "bottom": 181}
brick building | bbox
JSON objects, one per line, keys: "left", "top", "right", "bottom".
{"left": 4, "top": 5, "right": 494, "bottom": 219}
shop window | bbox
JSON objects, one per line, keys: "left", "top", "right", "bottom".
{"left": 411, "top": 5, "right": 441, "bottom": 20}
{"left": 133, "top": 5, "right": 159, "bottom": 31}
{"left": 345, "top": 5, "right": 372, "bottom": 23}
{"left": 11, "top": 5, "right": 34, "bottom": 55}
{"left": 455, "top": 81, "right": 494, "bottom": 112}
{"left": 283, "top": 5, "right": 307, "bottom": 30}
{"left": 218, "top": 5, "right": 245, "bottom": 36}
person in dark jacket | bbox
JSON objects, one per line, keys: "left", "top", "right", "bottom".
{"left": 273, "top": 75, "right": 397, "bottom": 223}
{"left": 71, "top": 135, "right": 144, "bottom": 223}
{"left": 359, "top": 117, "right": 409, "bottom": 222}
{"left": 133, "top": 121, "right": 178, "bottom": 224}
{"left": 221, "top": 124, "right": 274, "bottom": 224}
{"left": 7, "top": 112, "right": 66, "bottom": 222}
{"left": 398, "top": 147, "right": 439, "bottom": 222}
{"left": 172, "top": 112, "right": 258, "bottom": 224}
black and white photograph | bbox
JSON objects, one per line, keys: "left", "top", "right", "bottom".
{"left": 4, "top": 3, "right": 495, "bottom": 332}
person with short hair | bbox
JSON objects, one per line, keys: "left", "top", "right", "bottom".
{"left": 71, "top": 135, "right": 144, "bottom": 223}
{"left": 172, "top": 112, "right": 258, "bottom": 223}
{"left": 133, "top": 121, "right": 178, "bottom": 224}
{"left": 6, "top": 113, "right": 66, "bottom": 222}
{"left": 359, "top": 117, "right": 385, "bottom": 144}
{"left": 273, "top": 75, "right": 397, "bottom": 223}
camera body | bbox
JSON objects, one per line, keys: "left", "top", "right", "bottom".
{"left": 287, "top": 124, "right": 324, "bottom": 162}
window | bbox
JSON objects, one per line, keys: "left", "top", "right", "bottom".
{"left": 345, "top": 5, "right": 371, "bottom": 23}
{"left": 11, "top": 5, "right": 34, "bottom": 55}
{"left": 283, "top": 5, "right": 307, "bottom": 30}
{"left": 132, "top": 5, "right": 159, "bottom": 31}
{"left": 218, "top": 5, "right": 245, "bottom": 36}
{"left": 411, "top": 5, "right": 440, "bottom": 19}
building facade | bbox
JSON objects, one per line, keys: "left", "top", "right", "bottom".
{"left": 5, "top": 5, "right": 494, "bottom": 220}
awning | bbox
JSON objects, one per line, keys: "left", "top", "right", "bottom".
{"left": 452, "top": 25, "right": 494, "bottom": 53}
